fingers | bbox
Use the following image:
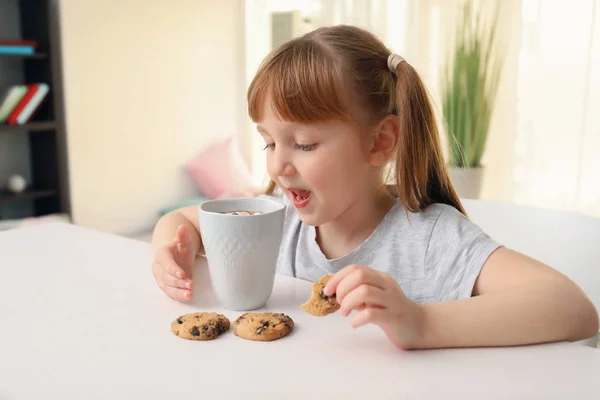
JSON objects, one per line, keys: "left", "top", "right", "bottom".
{"left": 174, "top": 225, "right": 197, "bottom": 277}
{"left": 326, "top": 265, "right": 388, "bottom": 304}
{"left": 152, "top": 260, "right": 193, "bottom": 302}
{"left": 350, "top": 307, "right": 388, "bottom": 329}
{"left": 175, "top": 224, "right": 193, "bottom": 253}
{"left": 322, "top": 265, "right": 358, "bottom": 295}
{"left": 152, "top": 228, "right": 198, "bottom": 302}
{"left": 160, "top": 267, "right": 194, "bottom": 290}
{"left": 156, "top": 246, "right": 186, "bottom": 279}
{"left": 158, "top": 280, "right": 193, "bottom": 302}
{"left": 339, "top": 284, "right": 387, "bottom": 317}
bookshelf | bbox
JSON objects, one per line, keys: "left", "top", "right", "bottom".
{"left": 0, "top": 188, "right": 57, "bottom": 203}
{"left": 0, "top": 52, "right": 48, "bottom": 60}
{"left": 0, "top": 0, "right": 70, "bottom": 221}
{"left": 1, "top": 121, "right": 56, "bottom": 132}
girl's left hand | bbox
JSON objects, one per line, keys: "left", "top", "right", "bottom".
{"left": 323, "top": 264, "right": 425, "bottom": 350}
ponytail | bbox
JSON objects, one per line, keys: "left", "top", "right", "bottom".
{"left": 393, "top": 62, "right": 466, "bottom": 215}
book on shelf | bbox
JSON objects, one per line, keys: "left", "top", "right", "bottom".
{"left": 0, "top": 83, "right": 50, "bottom": 125}
{"left": 0, "top": 39, "right": 39, "bottom": 47}
{"left": 0, "top": 39, "right": 39, "bottom": 55}
{"left": 0, "top": 85, "right": 28, "bottom": 123}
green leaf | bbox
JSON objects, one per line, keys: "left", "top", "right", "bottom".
{"left": 440, "top": 0, "right": 504, "bottom": 168}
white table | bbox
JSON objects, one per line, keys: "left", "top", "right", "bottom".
{"left": 1, "top": 222, "right": 599, "bottom": 399}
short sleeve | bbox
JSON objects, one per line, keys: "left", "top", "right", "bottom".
{"left": 425, "top": 205, "right": 502, "bottom": 302}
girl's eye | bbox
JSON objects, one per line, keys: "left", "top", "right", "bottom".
{"left": 263, "top": 143, "right": 275, "bottom": 150}
{"left": 294, "top": 143, "right": 317, "bottom": 151}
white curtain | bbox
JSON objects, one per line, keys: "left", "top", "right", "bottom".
{"left": 243, "top": 0, "right": 600, "bottom": 218}
{"left": 511, "top": 0, "right": 600, "bottom": 217}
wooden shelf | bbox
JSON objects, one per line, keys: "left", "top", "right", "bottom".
{"left": 0, "top": 0, "right": 70, "bottom": 221}
{"left": 0, "top": 121, "right": 56, "bottom": 132}
{"left": 0, "top": 52, "right": 47, "bottom": 59}
{"left": 0, "top": 189, "right": 57, "bottom": 204}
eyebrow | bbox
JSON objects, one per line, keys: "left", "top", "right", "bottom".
{"left": 257, "top": 123, "right": 301, "bottom": 136}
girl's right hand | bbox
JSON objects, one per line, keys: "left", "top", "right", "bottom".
{"left": 152, "top": 225, "right": 196, "bottom": 302}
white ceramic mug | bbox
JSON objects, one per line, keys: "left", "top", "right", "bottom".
{"left": 198, "top": 197, "right": 286, "bottom": 311}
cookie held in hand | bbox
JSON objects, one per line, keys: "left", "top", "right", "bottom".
{"left": 171, "top": 312, "right": 230, "bottom": 340}
{"left": 233, "top": 312, "right": 294, "bottom": 341}
{"left": 301, "top": 274, "right": 340, "bottom": 316}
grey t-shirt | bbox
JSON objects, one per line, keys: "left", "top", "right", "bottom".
{"left": 264, "top": 194, "right": 502, "bottom": 303}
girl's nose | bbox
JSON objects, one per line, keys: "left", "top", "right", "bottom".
{"left": 279, "top": 163, "right": 296, "bottom": 177}
{"left": 271, "top": 150, "right": 296, "bottom": 178}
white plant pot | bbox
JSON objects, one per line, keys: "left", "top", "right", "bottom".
{"left": 448, "top": 166, "right": 484, "bottom": 199}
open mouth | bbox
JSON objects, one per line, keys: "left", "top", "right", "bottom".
{"left": 288, "top": 188, "right": 312, "bottom": 208}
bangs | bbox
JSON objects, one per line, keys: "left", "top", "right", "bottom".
{"left": 247, "top": 40, "right": 354, "bottom": 124}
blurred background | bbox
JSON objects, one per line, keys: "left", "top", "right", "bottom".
{"left": 0, "top": 0, "right": 598, "bottom": 240}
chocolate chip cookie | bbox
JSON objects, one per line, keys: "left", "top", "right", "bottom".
{"left": 233, "top": 312, "right": 294, "bottom": 341}
{"left": 301, "top": 274, "right": 340, "bottom": 316}
{"left": 171, "top": 312, "right": 230, "bottom": 340}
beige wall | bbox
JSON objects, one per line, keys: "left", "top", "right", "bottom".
{"left": 58, "top": 0, "right": 246, "bottom": 235}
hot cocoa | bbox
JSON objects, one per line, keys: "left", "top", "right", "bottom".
{"left": 220, "top": 210, "right": 263, "bottom": 216}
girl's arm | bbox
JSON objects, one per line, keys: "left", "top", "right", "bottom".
{"left": 417, "top": 247, "right": 599, "bottom": 348}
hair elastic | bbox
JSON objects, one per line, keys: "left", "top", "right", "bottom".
{"left": 387, "top": 53, "right": 406, "bottom": 73}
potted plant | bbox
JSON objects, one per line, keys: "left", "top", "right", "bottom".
{"left": 441, "top": 0, "right": 504, "bottom": 199}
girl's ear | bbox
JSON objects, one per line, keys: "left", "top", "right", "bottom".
{"left": 369, "top": 114, "right": 399, "bottom": 166}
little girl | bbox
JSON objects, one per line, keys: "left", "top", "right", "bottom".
{"left": 151, "top": 25, "right": 598, "bottom": 349}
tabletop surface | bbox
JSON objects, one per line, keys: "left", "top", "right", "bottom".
{"left": 1, "top": 222, "right": 599, "bottom": 399}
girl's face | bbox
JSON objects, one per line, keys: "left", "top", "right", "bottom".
{"left": 257, "top": 103, "right": 380, "bottom": 226}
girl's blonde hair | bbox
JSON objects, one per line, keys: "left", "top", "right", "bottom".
{"left": 247, "top": 25, "right": 465, "bottom": 215}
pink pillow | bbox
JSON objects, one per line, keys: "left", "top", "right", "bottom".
{"left": 185, "top": 137, "right": 252, "bottom": 199}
